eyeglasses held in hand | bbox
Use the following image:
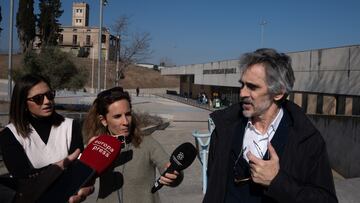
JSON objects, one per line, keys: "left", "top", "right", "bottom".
{"left": 27, "top": 90, "right": 56, "bottom": 105}
{"left": 233, "top": 147, "right": 251, "bottom": 185}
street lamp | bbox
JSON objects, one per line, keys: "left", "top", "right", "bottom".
{"left": 115, "top": 35, "right": 120, "bottom": 86}
{"left": 8, "top": 0, "right": 14, "bottom": 98}
{"left": 97, "top": 0, "right": 108, "bottom": 93}
{"left": 260, "top": 19, "right": 267, "bottom": 48}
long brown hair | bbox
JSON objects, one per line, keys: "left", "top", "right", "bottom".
{"left": 9, "top": 74, "right": 64, "bottom": 137}
{"left": 82, "top": 87, "right": 143, "bottom": 147}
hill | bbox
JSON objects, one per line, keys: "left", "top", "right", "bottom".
{"left": 0, "top": 54, "right": 179, "bottom": 89}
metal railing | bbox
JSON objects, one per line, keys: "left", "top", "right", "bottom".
{"left": 192, "top": 117, "right": 215, "bottom": 194}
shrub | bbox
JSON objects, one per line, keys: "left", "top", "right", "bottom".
{"left": 14, "top": 47, "right": 88, "bottom": 90}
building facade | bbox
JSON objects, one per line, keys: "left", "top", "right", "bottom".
{"left": 58, "top": 2, "right": 118, "bottom": 60}
{"left": 161, "top": 45, "right": 360, "bottom": 116}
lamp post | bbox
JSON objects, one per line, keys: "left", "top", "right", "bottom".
{"left": 115, "top": 35, "right": 120, "bottom": 86}
{"left": 98, "top": 0, "right": 107, "bottom": 93}
{"left": 8, "top": 0, "right": 14, "bottom": 98}
{"left": 260, "top": 19, "right": 267, "bottom": 48}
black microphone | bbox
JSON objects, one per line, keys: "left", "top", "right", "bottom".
{"left": 37, "top": 135, "right": 122, "bottom": 203}
{"left": 151, "top": 142, "right": 197, "bottom": 193}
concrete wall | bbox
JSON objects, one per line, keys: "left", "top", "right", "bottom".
{"left": 162, "top": 45, "right": 360, "bottom": 96}
{"left": 162, "top": 59, "right": 242, "bottom": 88}
{"left": 309, "top": 115, "right": 360, "bottom": 178}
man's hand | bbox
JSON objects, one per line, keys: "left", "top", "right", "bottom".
{"left": 246, "top": 143, "right": 280, "bottom": 186}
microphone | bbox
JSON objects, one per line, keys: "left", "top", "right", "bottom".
{"left": 151, "top": 142, "right": 197, "bottom": 193}
{"left": 37, "top": 135, "right": 122, "bottom": 203}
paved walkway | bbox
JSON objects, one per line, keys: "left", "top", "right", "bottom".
{"left": 1, "top": 92, "right": 359, "bottom": 202}
{"left": 134, "top": 96, "right": 211, "bottom": 203}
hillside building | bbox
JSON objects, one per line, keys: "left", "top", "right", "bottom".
{"left": 57, "top": 2, "right": 118, "bottom": 61}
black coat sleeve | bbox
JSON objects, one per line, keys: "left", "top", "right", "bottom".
{"left": 0, "top": 128, "right": 34, "bottom": 177}
{"left": 206, "top": 128, "right": 217, "bottom": 179}
{"left": 69, "top": 120, "right": 84, "bottom": 153}
{"left": 267, "top": 132, "right": 338, "bottom": 203}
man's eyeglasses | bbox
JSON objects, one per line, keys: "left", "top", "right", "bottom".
{"left": 253, "top": 140, "right": 270, "bottom": 160}
{"left": 27, "top": 90, "right": 55, "bottom": 105}
{"left": 232, "top": 141, "right": 270, "bottom": 185}
{"left": 232, "top": 147, "right": 251, "bottom": 185}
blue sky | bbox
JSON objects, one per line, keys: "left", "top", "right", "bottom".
{"left": 1, "top": 0, "right": 360, "bottom": 65}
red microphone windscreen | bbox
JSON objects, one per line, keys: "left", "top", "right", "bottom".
{"left": 79, "top": 135, "right": 121, "bottom": 175}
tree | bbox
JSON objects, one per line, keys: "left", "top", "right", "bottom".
{"left": 38, "top": 0, "right": 63, "bottom": 47}
{"left": 16, "top": 0, "right": 36, "bottom": 53}
{"left": 0, "top": 5, "right": 3, "bottom": 34}
{"left": 111, "top": 15, "right": 152, "bottom": 81}
{"left": 14, "top": 47, "right": 88, "bottom": 90}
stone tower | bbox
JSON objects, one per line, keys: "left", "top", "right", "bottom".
{"left": 72, "top": 2, "right": 89, "bottom": 27}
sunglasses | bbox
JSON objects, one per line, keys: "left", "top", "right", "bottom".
{"left": 27, "top": 90, "right": 56, "bottom": 105}
{"left": 232, "top": 147, "right": 251, "bottom": 185}
{"left": 97, "top": 87, "right": 129, "bottom": 99}
{"left": 232, "top": 140, "right": 271, "bottom": 185}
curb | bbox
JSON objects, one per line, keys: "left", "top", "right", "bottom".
{"left": 141, "top": 121, "right": 170, "bottom": 136}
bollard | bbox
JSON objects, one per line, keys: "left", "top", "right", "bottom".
{"left": 192, "top": 130, "right": 211, "bottom": 194}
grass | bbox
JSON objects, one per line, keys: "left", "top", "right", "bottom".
{"left": 0, "top": 54, "right": 179, "bottom": 89}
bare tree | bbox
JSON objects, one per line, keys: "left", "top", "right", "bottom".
{"left": 111, "top": 15, "right": 152, "bottom": 82}
{"left": 112, "top": 15, "right": 129, "bottom": 37}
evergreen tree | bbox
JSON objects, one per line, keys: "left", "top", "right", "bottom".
{"left": 38, "top": 0, "right": 63, "bottom": 47}
{"left": 15, "top": 47, "right": 88, "bottom": 90}
{"left": 0, "top": 5, "right": 3, "bottom": 33}
{"left": 16, "top": 0, "right": 36, "bottom": 52}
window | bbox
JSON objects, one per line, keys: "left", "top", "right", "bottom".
{"left": 353, "top": 97, "right": 360, "bottom": 115}
{"left": 86, "top": 35, "right": 91, "bottom": 45}
{"left": 336, "top": 95, "right": 346, "bottom": 115}
{"left": 72, "top": 35, "right": 77, "bottom": 45}
{"left": 101, "top": 34, "right": 106, "bottom": 43}
{"left": 301, "top": 93, "right": 308, "bottom": 112}
{"left": 316, "top": 94, "right": 323, "bottom": 114}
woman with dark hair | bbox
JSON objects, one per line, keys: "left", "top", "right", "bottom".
{"left": 0, "top": 74, "right": 93, "bottom": 202}
{"left": 83, "top": 86, "right": 181, "bottom": 203}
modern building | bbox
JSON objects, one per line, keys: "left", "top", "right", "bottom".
{"left": 57, "top": 2, "right": 118, "bottom": 60}
{"left": 161, "top": 45, "right": 360, "bottom": 116}
{"left": 135, "top": 63, "right": 166, "bottom": 70}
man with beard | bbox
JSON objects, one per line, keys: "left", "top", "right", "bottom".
{"left": 203, "top": 48, "right": 337, "bottom": 203}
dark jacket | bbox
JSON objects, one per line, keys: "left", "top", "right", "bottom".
{"left": 203, "top": 100, "right": 338, "bottom": 203}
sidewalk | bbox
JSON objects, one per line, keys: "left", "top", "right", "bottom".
{"left": 133, "top": 96, "right": 211, "bottom": 203}
{"left": 1, "top": 92, "right": 359, "bottom": 202}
